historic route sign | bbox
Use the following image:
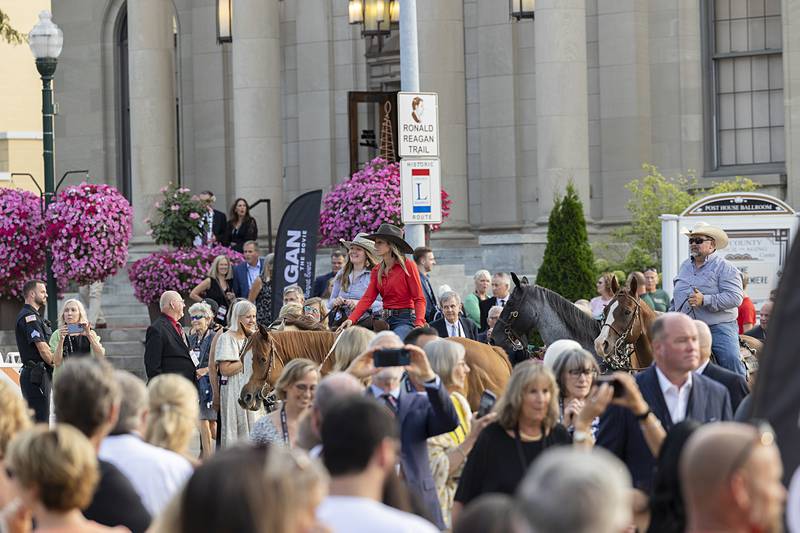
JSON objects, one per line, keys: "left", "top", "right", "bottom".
{"left": 400, "top": 159, "right": 442, "bottom": 224}
{"left": 398, "top": 92, "right": 439, "bottom": 157}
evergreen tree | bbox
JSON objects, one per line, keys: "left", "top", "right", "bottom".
{"left": 535, "top": 183, "right": 596, "bottom": 301}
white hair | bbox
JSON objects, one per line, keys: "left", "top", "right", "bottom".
{"left": 367, "top": 330, "right": 403, "bottom": 350}
{"left": 488, "top": 305, "right": 504, "bottom": 318}
{"left": 159, "top": 291, "right": 181, "bottom": 311}
{"left": 514, "top": 447, "right": 632, "bottom": 533}
{"left": 227, "top": 300, "right": 256, "bottom": 333}
{"left": 439, "top": 291, "right": 461, "bottom": 305}
{"left": 542, "top": 339, "right": 583, "bottom": 370}
{"left": 474, "top": 269, "right": 491, "bottom": 282}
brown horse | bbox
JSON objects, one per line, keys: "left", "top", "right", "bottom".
{"left": 238, "top": 326, "right": 512, "bottom": 412}
{"left": 594, "top": 275, "right": 656, "bottom": 371}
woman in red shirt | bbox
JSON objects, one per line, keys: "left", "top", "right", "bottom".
{"left": 337, "top": 224, "right": 426, "bottom": 340}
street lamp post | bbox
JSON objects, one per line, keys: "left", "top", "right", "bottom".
{"left": 29, "top": 11, "right": 63, "bottom": 326}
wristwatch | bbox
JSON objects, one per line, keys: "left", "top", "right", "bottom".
{"left": 635, "top": 408, "right": 652, "bottom": 421}
{"left": 573, "top": 430, "right": 592, "bottom": 444}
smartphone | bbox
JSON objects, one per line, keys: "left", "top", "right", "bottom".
{"left": 477, "top": 390, "right": 497, "bottom": 418}
{"left": 66, "top": 323, "right": 84, "bottom": 335}
{"left": 596, "top": 375, "right": 625, "bottom": 398}
{"left": 373, "top": 348, "right": 411, "bottom": 367}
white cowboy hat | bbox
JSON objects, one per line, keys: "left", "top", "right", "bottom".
{"left": 681, "top": 222, "right": 729, "bottom": 250}
{"left": 339, "top": 233, "right": 378, "bottom": 258}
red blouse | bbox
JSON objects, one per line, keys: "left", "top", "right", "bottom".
{"left": 348, "top": 258, "right": 426, "bottom": 327}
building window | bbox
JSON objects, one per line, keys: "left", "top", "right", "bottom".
{"left": 711, "top": 0, "right": 784, "bottom": 168}
{"left": 116, "top": 6, "right": 132, "bottom": 200}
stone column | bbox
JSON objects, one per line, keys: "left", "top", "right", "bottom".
{"left": 127, "top": 0, "right": 177, "bottom": 236}
{"left": 535, "top": 0, "right": 590, "bottom": 220}
{"left": 232, "top": 0, "right": 283, "bottom": 234}
{"left": 418, "top": 0, "right": 469, "bottom": 232}
{"left": 783, "top": 0, "right": 800, "bottom": 206}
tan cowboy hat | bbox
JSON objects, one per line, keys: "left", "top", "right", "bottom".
{"left": 682, "top": 222, "right": 729, "bottom": 249}
{"left": 365, "top": 223, "right": 414, "bottom": 255}
{"left": 339, "top": 233, "right": 378, "bottom": 259}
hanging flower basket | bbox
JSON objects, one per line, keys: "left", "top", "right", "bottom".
{"left": 0, "top": 188, "right": 46, "bottom": 300}
{"left": 128, "top": 245, "right": 243, "bottom": 306}
{"left": 45, "top": 183, "right": 133, "bottom": 290}
{"left": 319, "top": 157, "right": 452, "bottom": 246}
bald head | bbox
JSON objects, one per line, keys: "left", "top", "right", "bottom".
{"left": 314, "top": 372, "right": 363, "bottom": 417}
{"left": 681, "top": 422, "right": 785, "bottom": 531}
{"left": 693, "top": 320, "right": 713, "bottom": 364}
{"left": 159, "top": 290, "right": 185, "bottom": 321}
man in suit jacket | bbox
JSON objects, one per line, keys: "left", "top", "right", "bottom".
{"left": 356, "top": 332, "right": 459, "bottom": 530}
{"left": 694, "top": 320, "right": 749, "bottom": 412}
{"left": 312, "top": 249, "right": 346, "bottom": 298}
{"left": 744, "top": 299, "right": 771, "bottom": 341}
{"left": 144, "top": 291, "right": 195, "bottom": 383}
{"left": 597, "top": 313, "right": 732, "bottom": 492}
{"left": 414, "top": 246, "right": 440, "bottom": 324}
{"left": 430, "top": 291, "right": 479, "bottom": 340}
{"left": 479, "top": 272, "right": 512, "bottom": 331}
{"left": 232, "top": 241, "right": 264, "bottom": 298}
{"left": 196, "top": 191, "right": 227, "bottom": 245}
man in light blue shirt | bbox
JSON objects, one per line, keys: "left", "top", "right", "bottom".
{"left": 669, "top": 223, "right": 745, "bottom": 376}
{"left": 232, "top": 240, "right": 263, "bottom": 298}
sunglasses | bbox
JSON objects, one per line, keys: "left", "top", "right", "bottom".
{"left": 190, "top": 315, "right": 205, "bottom": 321}
{"left": 726, "top": 421, "right": 775, "bottom": 480}
{"left": 689, "top": 237, "right": 713, "bottom": 245}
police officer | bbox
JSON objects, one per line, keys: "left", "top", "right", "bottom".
{"left": 15, "top": 279, "right": 55, "bottom": 422}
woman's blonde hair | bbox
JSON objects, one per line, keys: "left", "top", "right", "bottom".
{"left": 0, "top": 381, "right": 31, "bottom": 459}
{"left": 59, "top": 298, "right": 89, "bottom": 328}
{"left": 7, "top": 424, "right": 99, "bottom": 511}
{"left": 278, "top": 303, "right": 303, "bottom": 320}
{"left": 424, "top": 338, "right": 466, "bottom": 391}
{"left": 304, "top": 297, "right": 327, "bottom": 318}
{"left": 208, "top": 255, "right": 233, "bottom": 281}
{"left": 274, "top": 358, "right": 319, "bottom": 401}
{"left": 228, "top": 300, "right": 256, "bottom": 333}
{"left": 494, "top": 361, "right": 560, "bottom": 433}
{"left": 145, "top": 374, "right": 200, "bottom": 456}
{"left": 333, "top": 326, "right": 375, "bottom": 372}
{"left": 260, "top": 253, "right": 275, "bottom": 282}
{"left": 377, "top": 242, "right": 408, "bottom": 285}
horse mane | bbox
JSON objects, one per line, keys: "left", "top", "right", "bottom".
{"left": 266, "top": 330, "right": 338, "bottom": 365}
{"left": 533, "top": 285, "right": 601, "bottom": 339}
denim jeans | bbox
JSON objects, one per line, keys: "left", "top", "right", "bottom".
{"left": 709, "top": 320, "right": 746, "bottom": 377}
{"left": 386, "top": 310, "right": 416, "bottom": 341}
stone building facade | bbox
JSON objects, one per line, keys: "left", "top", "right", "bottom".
{"left": 52, "top": 0, "right": 798, "bottom": 276}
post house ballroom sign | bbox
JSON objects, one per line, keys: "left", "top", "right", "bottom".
{"left": 661, "top": 193, "right": 800, "bottom": 307}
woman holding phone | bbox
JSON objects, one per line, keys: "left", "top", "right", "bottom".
{"left": 49, "top": 299, "right": 105, "bottom": 376}
{"left": 337, "top": 224, "right": 425, "bottom": 340}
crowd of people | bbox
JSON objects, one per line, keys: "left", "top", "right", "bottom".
{"left": 8, "top": 221, "right": 797, "bottom": 532}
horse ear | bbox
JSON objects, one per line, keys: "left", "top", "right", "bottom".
{"left": 521, "top": 276, "right": 530, "bottom": 286}
{"left": 511, "top": 272, "right": 521, "bottom": 288}
{"left": 611, "top": 275, "right": 620, "bottom": 294}
{"left": 629, "top": 276, "right": 640, "bottom": 298}
{"left": 258, "top": 322, "right": 269, "bottom": 337}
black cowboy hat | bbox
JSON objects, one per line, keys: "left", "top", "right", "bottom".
{"left": 366, "top": 223, "right": 414, "bottom": 255}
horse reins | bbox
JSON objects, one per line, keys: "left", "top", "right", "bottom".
{"left": 600, "top": 292, "right": 647, "bottom": 371}
{"left": 495, "top": 290, "right": 534, "bottom": 356}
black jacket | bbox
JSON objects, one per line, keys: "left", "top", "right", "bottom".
{"left": 430, "top": 316, "right": 479, "bottom": 341}
{"left": 85, "top": 460, "right": 151, "bottom": 533}
{"left": 479, "top": 296, "right": 501, "bottom": 331}
{"left": 702, "top": 361, "right": 750, "bottom": 413}
{"left": 210, "top": 209, "right": 227, "bottom": 243}
{"left": 144, "top": 315, "right": 195, "bottom": 383}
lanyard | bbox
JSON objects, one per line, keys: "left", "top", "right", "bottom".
{"left": 280, "top": 404, "right": 290, "bottom": 445}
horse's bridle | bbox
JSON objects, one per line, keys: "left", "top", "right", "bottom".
{"left": 494, "top": 290, "right": 533, "bottom": 355}
{"left": 599, "top": 292, "right": 643, "bottom": 371}
{"left": 241, "top": 331, "right": 280, "bottom": 411}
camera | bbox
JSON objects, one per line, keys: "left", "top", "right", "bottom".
{"left": 373, "top": 348, "right": 411, "bottom": 367}
{"left": 66, "top": 323, "right": 84, "bottom": 335}
{"left": 596, "top": 375, "right": 625, "bottom": 398}
{"left": 477, "top": 390, "right": 497, "bottom": 418}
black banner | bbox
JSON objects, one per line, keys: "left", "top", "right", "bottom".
{"left": 270, "top": 190, "right": 323, "bottom": 320}
{"left": 752, "top": 235, "right": 800, "bottom": 485}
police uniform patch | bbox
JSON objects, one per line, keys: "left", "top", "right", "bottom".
{"left": 30, "top": 330, "right": 41, "bottom": 339}
{"left": 25, "top": 314, "right": 37, "bottom": 323}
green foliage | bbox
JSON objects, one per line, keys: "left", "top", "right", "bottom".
{"left": 611, "top": 164, "right": 759, "bottom": 270}
{"left": 0, "top": 9, "right": 25, "bottom": 45}
{"left": 535, "top": 183, "right": 596, "bottom": 301}
{"left": 146, "top": 184, "right": 207, "bottom": 249}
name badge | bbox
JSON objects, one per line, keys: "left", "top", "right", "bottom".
{"left": 189, "top": 349, "right": 200, "bottom": 367}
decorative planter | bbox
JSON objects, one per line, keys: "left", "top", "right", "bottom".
{"left": 0, "top": 297, "right": 21, "bottom": 331}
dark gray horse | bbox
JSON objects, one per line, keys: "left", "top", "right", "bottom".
{"left": 491, "top": 273, "right": 601, "bottom": 359}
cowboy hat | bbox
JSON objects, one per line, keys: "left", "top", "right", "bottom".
{"left": 339, "top": 233, "right": 378, "bottom": 259}
{"left": 682, "top": 222, "right": 729, "bottom": 249}
{"left": 365, "top": 223, "right": 414, "bottom": 255}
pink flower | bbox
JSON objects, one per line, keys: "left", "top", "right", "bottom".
{"left": 189, "top": 212, "right": 200, "bottom": 220}
{"left": 160, "top": 186, "right": 168, "bottom": 193}
{"left": 171, "top": 205, "right": 180, "bottom": 211}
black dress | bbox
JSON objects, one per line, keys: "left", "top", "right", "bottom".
{"left": 454, "top": 422, "right": 571, "bottom": 505}
{"left": 255, "top": 280, "right": 273, "bottom": 325}
{"left": 204, "top": 277, "right": 233, "bottom": 324}
{"left": 62, "top": 333, "right": 91, "bottom": 358}
{"left": 226, "top": 217, "right": 258, "bottom": 252}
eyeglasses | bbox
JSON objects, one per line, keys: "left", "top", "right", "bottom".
{"left": 190, "top": 315, "right": 205, "bottom": 321}
{"left": 689, "top": 237, "right": 713, "bottom": 245}
{"left": 303, "top": 306, "right": 320, "bottom": 315}
{"left": 726, "top": 421, "right": 775, "bottom": 480}
{"left": 567, "top": 368, "right": 597, "bottom": 378}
